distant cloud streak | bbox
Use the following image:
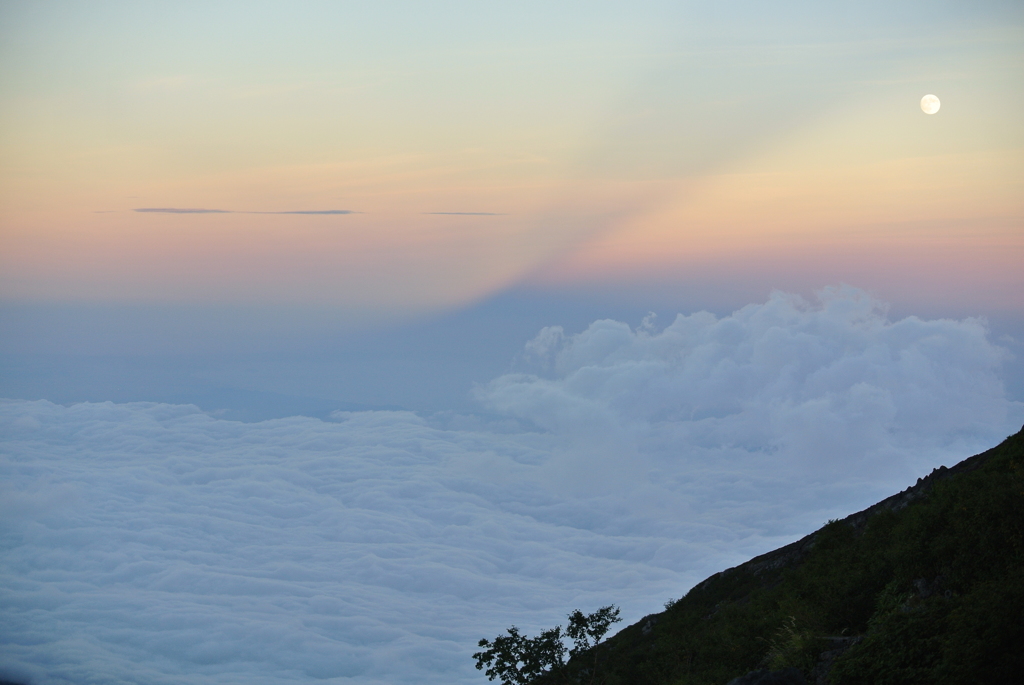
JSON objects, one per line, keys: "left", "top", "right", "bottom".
{"left": 273, "top": 210, "right": 355, "bottom": 215}
{"left": 134, "top": 207, "right": 230, "bottom": 214}
{"left": 133, "top": 208, "right": 356, "bottom": 215}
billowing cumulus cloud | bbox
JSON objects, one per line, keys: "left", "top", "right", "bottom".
{"left": 1, "top": 288, "right": 1021, "bottom": 684}
{"left": 480, "top": 287, "right": 1016, "bottom": 482}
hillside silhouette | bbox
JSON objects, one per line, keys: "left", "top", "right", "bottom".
{"left": 488, "top": 426, "right": 1024, "bottom": 685}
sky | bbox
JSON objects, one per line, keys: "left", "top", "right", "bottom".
{"left": 1, "top": 2, "right": 1023, "bottom": 684}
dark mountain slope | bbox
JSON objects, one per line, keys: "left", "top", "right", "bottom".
{"left": 573, "top": 426, "right": 1024, "bottom": 685}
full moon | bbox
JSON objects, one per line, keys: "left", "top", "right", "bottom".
{"left": 921, "top": 94, "right": 940, "bottom": 114}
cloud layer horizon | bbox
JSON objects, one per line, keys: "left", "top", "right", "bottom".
{"left": 2, "top": 288, "right": 1021, "bottom": 685}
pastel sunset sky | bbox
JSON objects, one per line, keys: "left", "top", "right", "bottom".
{"left": 2, "top": 5, "right": 1023, "bottom": 683}
{"left": 2, "top": 1, "right": 1020, "bottom": 317}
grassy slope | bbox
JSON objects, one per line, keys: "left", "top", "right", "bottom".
{"left": 579, "top": 426, "right": 1024, "bottom": 685}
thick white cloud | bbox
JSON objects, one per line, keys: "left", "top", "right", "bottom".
{"left": 1, "top": 288, "right": 1021, "bottom": 684}
{"left": 482, "top": 287, "right": 1017, "bottom": 481}
{"left": 0, "top": 402, "right": 692, "bottom": 685}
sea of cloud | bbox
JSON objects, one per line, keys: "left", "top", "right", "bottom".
{"left": 2, "top": 288, "right": 1021, "bottom": 684}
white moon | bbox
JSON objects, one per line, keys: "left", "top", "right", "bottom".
{"left": 921, "top": 94, "right": 940, "bottom": 114}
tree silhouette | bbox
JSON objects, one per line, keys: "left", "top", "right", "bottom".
{"left": 566, "top": 606, "right": 621, "bottom": 684}
{"left": 474, "top": 606, "right": 621, "bottom": 685}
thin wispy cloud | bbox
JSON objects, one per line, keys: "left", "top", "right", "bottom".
{"left": 133, "top": 208, "right": 356, "bottom": 215}
{"left": 274, "top": 210, "right": 355, "bottom": 215}
{"left": 134, "top": 208, "right": 230, "bottom": 214}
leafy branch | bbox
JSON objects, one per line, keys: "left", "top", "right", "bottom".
{"left": 474, "top": 606, "right": 621, "bottom": 685}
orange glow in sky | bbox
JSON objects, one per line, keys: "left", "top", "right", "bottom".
{"left": 1, "top": 2, "right": 1022, "bottom": 318}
